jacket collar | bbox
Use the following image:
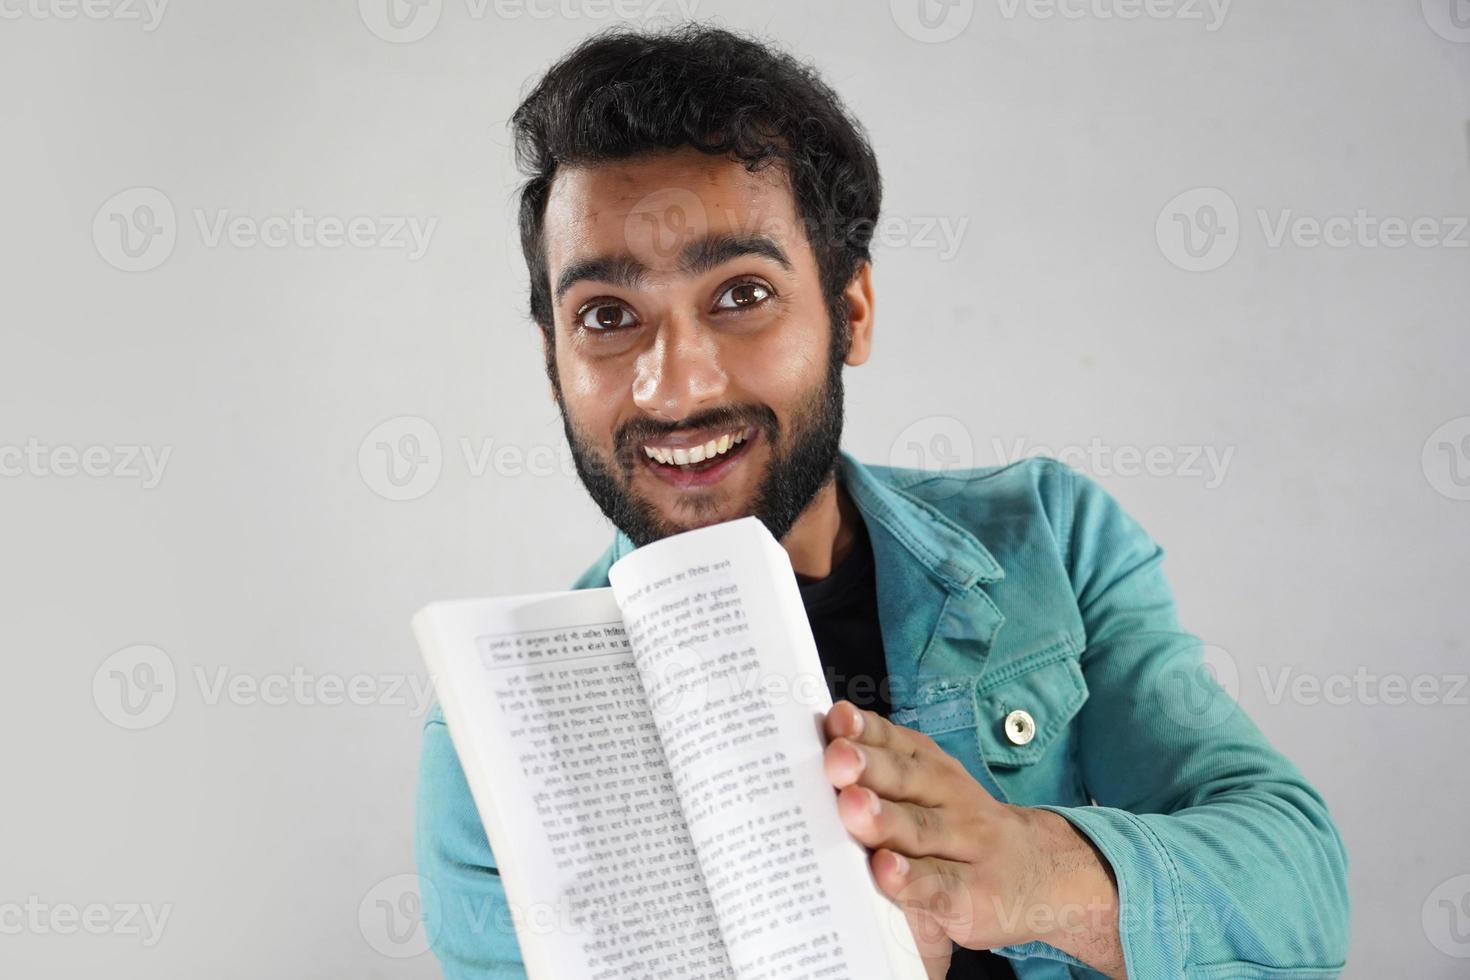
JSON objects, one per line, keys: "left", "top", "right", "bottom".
{"left": 835, "top": 450, "right": 1004, "bottom": 593}
{"left": 599, "top": 450, "right": 1009, "bottom": 697}
{"left": 603, "top": 449, "right": 1005, "bottom": 594}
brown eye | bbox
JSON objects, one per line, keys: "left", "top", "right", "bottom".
{"left": 714, "top": 280, "right": 771, "bottom": 312}
{"left": 578, "top": 303, "right": 637, "bottom": 332}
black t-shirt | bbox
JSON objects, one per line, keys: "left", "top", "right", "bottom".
{"left": 796, "top": 517, "right": 1018, "bottom": 980}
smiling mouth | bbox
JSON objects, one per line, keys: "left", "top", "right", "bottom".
{"left": 637, "top": 425, "right": 758, "bottom": 488}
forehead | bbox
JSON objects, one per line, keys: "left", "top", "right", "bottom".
{"left": 542, "top": 147, "right": 805, "bottom": 276}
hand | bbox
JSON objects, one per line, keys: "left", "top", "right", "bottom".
{"left": 821, "top": 700, "right": 1127, "bottom": 979}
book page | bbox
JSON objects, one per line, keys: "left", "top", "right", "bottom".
{"left": 414, "top": 589, "right": 734, "bottom": 980}
{"left": 608, "top": 517, "right": 927, "bottom": 980}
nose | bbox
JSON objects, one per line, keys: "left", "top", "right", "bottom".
{"left": 631, "top": 312, "right": 728, "bottom": 423}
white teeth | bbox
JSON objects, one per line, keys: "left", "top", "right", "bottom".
{"left": 644, "top": 429, "right": 749, "bottom": 467}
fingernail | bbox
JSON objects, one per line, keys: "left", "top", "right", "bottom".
{"left": 851, "top": 710, "right": 865, "bottom": 737}
{"left": 867, "top": 788, "right": 882, "bottom": 817}
{"left": 892, "top": 852, "right": 909, "bottom": 875}
{"left": 851, "top": 745, "right": 867, "bottom": 775}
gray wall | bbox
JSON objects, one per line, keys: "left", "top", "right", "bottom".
{"left": 2, "top": 0, "right": 1466, "bottom": 976}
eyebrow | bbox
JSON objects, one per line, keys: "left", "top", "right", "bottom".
{"left": 552, "top": 232, "right": 794, "bottom": 305}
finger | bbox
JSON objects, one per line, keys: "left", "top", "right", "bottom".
{"left": 871, "top": 848, "right": 979, "bottom": 939}
{"left": 823, "top": 730, "right": 957, "bottom": 807}
{"left": 900, "top": 903, "right": 954, "bottom": 979}
{"left": 823, "top": 699, "right": 867, "bottom": 742}
{"left": 835, "top": 784, "right": 969, "bottom": 860}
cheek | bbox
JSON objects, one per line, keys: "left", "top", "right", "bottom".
{"left": 560, "top": 357, "right": 628, "bottom": 429}
{"left": 731, "top": 316, "right": 830, "bottom": 397}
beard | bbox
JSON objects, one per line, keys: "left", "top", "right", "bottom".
{"left": 554, "top": 320, "right": 848, "bottom": 549}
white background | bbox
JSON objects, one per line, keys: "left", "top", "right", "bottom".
{"left": 1, "top": 0, "right": 1467, "bottom": 976}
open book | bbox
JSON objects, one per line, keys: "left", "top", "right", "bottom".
{"left": 413, "top": 516, "right": 925, "bottom": 979}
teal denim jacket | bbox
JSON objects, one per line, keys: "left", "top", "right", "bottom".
{"left": 416, "top": 452, "right": 1351, "bottom": 979}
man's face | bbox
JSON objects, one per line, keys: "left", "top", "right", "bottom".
{"left": 540, "top": 147, "right": 857, "bottom": 547}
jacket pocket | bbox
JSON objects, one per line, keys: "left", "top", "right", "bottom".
{"left": 972, "top": 635, "right": 1088, "bottom": 796}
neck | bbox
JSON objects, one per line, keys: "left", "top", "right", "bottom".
{"left": 781, "top": 469, "right": 860, "bottom": 581}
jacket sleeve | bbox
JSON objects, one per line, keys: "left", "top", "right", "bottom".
{"left": 1018, "top": 465, "right": 1351, "bottom": 977}
{"left": 413, "top": 553, "right": 615, "bottom": 978}
{"left": 415, "top": 704, "right": 528, "bottom": 978}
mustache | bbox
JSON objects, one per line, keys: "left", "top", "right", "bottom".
{"left": 614, "top": 404, "right": 779, "bottom": 456}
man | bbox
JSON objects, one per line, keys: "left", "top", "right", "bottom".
{"left": 416, "top": 24, "right": 1350, "bottom": 979}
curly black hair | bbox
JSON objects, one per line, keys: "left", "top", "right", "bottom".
{"left": 510, "top": 22, "right": 883, "bottom": 348}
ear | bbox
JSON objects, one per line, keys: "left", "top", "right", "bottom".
{"left": 841, "top": 261, "right": 875, "bottom": 366}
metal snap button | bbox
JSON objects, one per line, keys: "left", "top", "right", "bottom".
{"left": 1004, "top": 709, "right": 1036, "bottom": 746}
